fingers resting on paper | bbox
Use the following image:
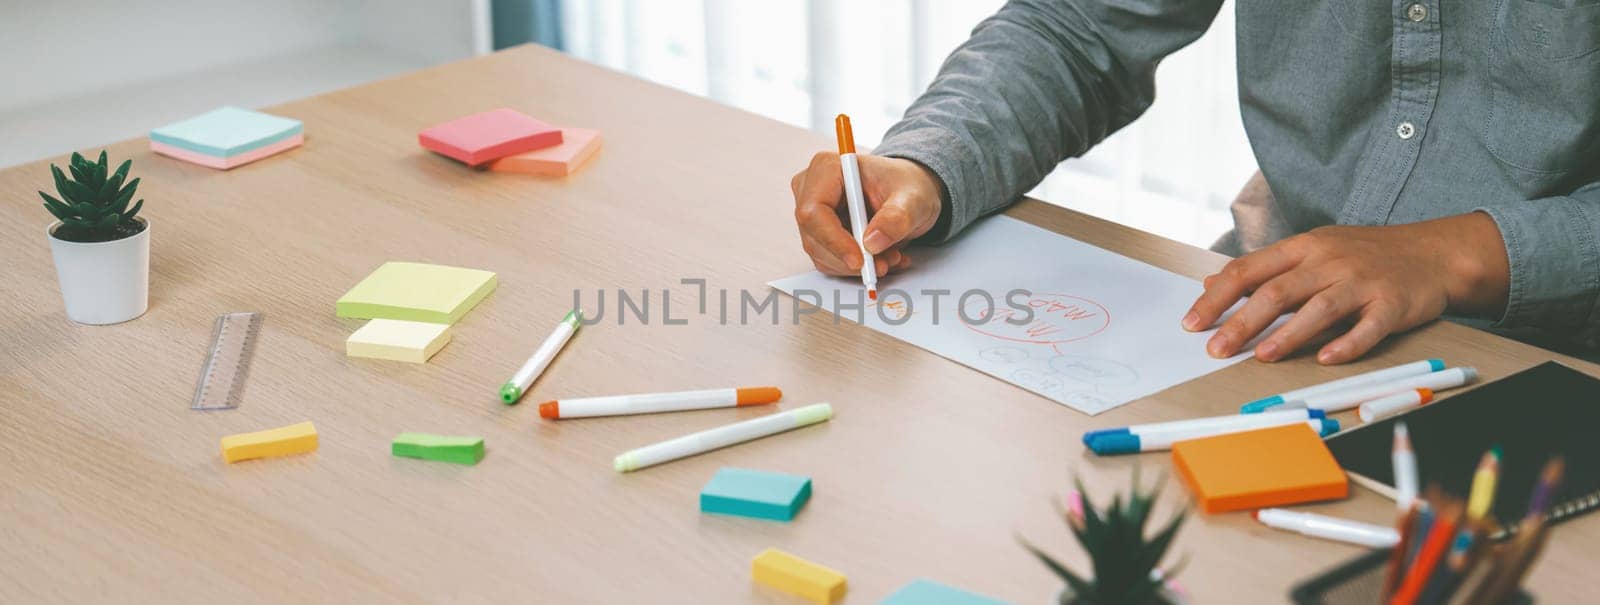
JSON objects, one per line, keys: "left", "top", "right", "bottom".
{"left": 1182, "top": 215, "right": 1509, "bottom": 364}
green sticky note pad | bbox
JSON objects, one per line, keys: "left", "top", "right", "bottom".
{"left": 699, "top": 467, "right": 811, "bottom": 521}
{"left": 881, "top": 579, "right": 1010, "bottom": 605}
{"left": 337, "top": 262, "right": 497, "bottom": 325}
{"left": 392, "top": 433, "right": 485, "bottom": 465}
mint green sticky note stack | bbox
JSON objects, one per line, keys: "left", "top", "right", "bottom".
{"left": 699, "top": 467, "right": 811, "bottom": 521}
{"left": 880, "top": 579, "right": 1010, "bottom": 605}
{"left": 150, "top": 106, "right": 303, "bottom": 157}
{"left": 391, "top": 433, "right": 485, "bottom": 465}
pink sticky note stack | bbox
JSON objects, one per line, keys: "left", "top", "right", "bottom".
{"left": 489, "top": 128, "right": 603, "bottom": 176}
{"left": 418, "top": 108, "right": 563, "bottom": 166}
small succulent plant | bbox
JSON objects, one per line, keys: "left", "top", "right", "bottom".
{"left": 1022, "top": 469, "right": 1188, "bottom": 605}
{"left": 40, "top": 151, "right": 146, "bottom": 243}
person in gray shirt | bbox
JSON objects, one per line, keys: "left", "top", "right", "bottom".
{"left": 790, "top": 0, "right": 1600, "bottom": 364}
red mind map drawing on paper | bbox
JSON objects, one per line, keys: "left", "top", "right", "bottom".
{"left": 869, "top": 298, "right": 910, "bottom": 321}
{"left": 962, "top": 293, "right": 1111, "bottom": 352}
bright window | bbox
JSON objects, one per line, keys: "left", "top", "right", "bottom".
{"left": 559, "top": 0, "right": 1255, "bottom": 248}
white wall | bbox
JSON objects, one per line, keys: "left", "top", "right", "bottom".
{"left": 344, "top": 0, "right": 492, "bottom": 66}
{"left": 0, "top": 1, "right": 346, "bottom": 112}
{"left": 0, "top": 0, "right": 486, "bottom": 167}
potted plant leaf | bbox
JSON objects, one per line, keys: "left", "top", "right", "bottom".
{"left": 1021, "top": 470, "right": 1189, "bottom": 605}
{"left": 39, "top": 151, "right": 150, "bottom": 324}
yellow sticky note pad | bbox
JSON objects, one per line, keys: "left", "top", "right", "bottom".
{"left": 336, "top": 262, "right": 496, "bottom": 325}
{"left": 221, "top": 421, "right": 318, "bottom": 463}
{"left": 751, "top": 548, "right": 846, "bottom": 604}
{"left": 347, "top": 319, "right": 452, "bottom": 363}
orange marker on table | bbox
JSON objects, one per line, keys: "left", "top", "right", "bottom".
{"left": 539, "top": 387, "right": 781, "bottom": 419}
{"left": 835, "top": 114, "right": 877, "bottom": 300}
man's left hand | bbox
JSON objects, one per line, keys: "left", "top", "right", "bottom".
{"left": 1182, "top": 212, "right": 1510, "bottom": 364}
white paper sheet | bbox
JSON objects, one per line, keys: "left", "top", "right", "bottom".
{"left": 769, "top": 215, "right": 1267, "bottom": 415}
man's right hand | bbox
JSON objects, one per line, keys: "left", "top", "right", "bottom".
{"left": 789, "top": 152, "right": 945, "bottom": 276}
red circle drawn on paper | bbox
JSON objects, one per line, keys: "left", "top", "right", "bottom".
{"left": 961, "top": 293, "right": 1111, "bottom": 345}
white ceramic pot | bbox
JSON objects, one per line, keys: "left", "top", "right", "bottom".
{"left": 46, "top": 218, "right": 150, "bottom": 325}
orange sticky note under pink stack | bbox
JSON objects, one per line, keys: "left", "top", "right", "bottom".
{"left": 149, "top": 107, "right": 303, "bottom": 170}
{"left": 490, "top": 128, "right": 602, "bottom": 176}
{"left": 418, "top": 108, "right": 600, "bottom": 174}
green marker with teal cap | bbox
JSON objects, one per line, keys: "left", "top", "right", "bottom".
{"left": 500, "top": 309, "right": 583, "bottom": 405}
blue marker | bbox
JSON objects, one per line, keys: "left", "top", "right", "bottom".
{"left": 1089, "top": 418, "right": 1338, "bottom": 456}
{"left": 1083, "top": 408, "right": 1325, "bottom": 446}
{"left": 1241, "top": 359, "right": 1445, "bottom": 413}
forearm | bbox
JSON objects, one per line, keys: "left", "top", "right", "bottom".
{"left": 874, "top": 0, "right": 1223, "bottom": 242}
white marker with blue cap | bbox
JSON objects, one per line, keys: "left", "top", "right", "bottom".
{"left": 1240, "top": 359, "right": 1445, "bottom": 413}
{"left": 1082, "top": 407, "right": 1325, "bottom": 447}
{"left": 1089, "top": 418, "right": 1339, "bottom": 456}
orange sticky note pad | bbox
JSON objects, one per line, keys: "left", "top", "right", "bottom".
{"left": 1172, "top": 423, "right": 1347, "bottom": 514}
{"left": 418, "top": 108, "right": 562, "bottom": 166}
{"left": 489, "top": 128, "right": 602, "bottom": 176}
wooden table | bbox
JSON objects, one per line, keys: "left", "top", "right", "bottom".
{"left": 1, "top": 45, "right": 1592, "bottom": 603}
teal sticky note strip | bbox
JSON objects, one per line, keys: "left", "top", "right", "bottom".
{"left": 150, "top": 106, "right": 303, "bottom": 157}
{"left": 880, "top": 579, "right": 1011, "bottom": 605}
{"left": 698, "top": 467, "right": 811, "bottom": 521}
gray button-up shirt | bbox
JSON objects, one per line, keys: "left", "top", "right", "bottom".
{"left": 874, "top": 0, "right": 1600, "bottom": 346}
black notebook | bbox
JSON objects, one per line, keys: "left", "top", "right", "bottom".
{"left": 1326, "top": 361, "right": 1600, "bottom": 533}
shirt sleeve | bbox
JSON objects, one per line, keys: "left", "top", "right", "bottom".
{"left": 1477, "top": 180, "right": 1600, "bottom": 345}
{"left": 870, "top": 0, "right": 1226, "bottom": 242}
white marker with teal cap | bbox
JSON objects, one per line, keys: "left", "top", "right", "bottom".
{"left": 500, "top": 309, "right": 582, "bottom": 405}
{"left": 1089, "top": 418, "right": 1339, "bottom": 456}
{"left": 1241, "top": 359, "right": 1445, "bottom": 413}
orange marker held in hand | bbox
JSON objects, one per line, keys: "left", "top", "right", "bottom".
{"left": 539, "top": 386, "right": 782, "bottom": 419}
{"left": 835, "top": 114, "right": 877, "bottom": 300}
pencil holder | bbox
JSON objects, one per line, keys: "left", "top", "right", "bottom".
{"left": 1289, "top": 548, "right": 1533, "bottom": 605}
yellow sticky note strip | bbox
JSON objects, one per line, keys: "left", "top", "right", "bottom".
{"left": 347, "top": 319, "right": 452, "bottom": 363}
{"left": 336, "top": 262, "right": 497, "bottom": 325}
{"left": 221, "top": 421, "right": 318, "bottom": 464}
{"left": 751, "top": 548, "right": 847, "bottom": 604}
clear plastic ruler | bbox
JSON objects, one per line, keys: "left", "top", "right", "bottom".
{"left": 190, "top": 312, "right": 263, "bottom": 410}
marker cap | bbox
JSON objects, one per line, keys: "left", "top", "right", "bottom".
{"left": 538, "top": 400, "right": 560, "bottom": 419}
{"left": 562, "top": 309, "right": 584, "bottom": 328}
{"left": 1319, "top": 419, "right": 1341, "bottom": 436}
{"left": 614, "top": 452, "right": 637, "bottom": 473}
{"left": 793, "top": 403, "right": 834, "bottom": 425}
{"left": 1082, "top": 428, "right": 1130, "bottom": 446}
{"left": 736, "top": 386, "right": 783, "bottom": 405}
{"left": 499, "top": 382, "right": 522, "bottom": 405}
{"left": 1088, "top": 433, "right": 1141, "bottom": 456}
{"left": 834, "top": 114, "right": 856, "bottom": 154}
{"left": 1241, "top": 395, "right": 1286, "bottom": 414}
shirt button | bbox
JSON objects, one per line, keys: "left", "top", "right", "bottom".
{"left": 1397, "top": 122, "right": 1417, "bottom": 140}
{"left": 1407, "top": 3, "right": 1427, "bottom": 21}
